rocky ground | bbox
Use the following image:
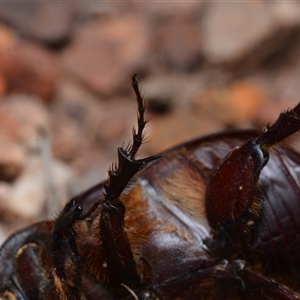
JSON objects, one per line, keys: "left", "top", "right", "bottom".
{"left": 0, "top": 1, "right": 300, "bottom": 244}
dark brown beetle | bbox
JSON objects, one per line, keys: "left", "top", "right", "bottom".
{"left": 1, "top": 75, "right": 300, "bottom": 299}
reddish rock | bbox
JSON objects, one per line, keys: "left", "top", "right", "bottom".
{"left": 6, "top": 157, "right": 73, "bottom": 220}
{"left": 201, "top": 2, "right": 274, "bottom": 65}
{"left": 0, "top": 73, "right": 7, "bottom": 96}
{"left": 156, "top": 17, "right": 202, "bottom": 70}
{"left": 0, "top": 94, "right": 50, "bottom": 180}
{"left": 62, "top": 16, "right": 150, "bottom": 96}
{"left": 0, "top": 26, "right": 59, "bottom": 100}
{"left": 0, "top": 2, "right": 75, "bottom": 45}
{"left": 146, "top": 108, "right": 223, "bottom": 155}
{"left": 131, "top": 2, "right": 204, "bottom": 18}
{"left": 0, "top": 94, "right": 50, "bottom": 147}
{"left": 270, "top": 2, "right": 300, "bottom": 27}
{"left": 50, "top": 79, "right": 104, "bottom": 165}
{"left": 227, "top": 81, "right": 264, "bottom": 125}
{"left": 50, "top": 79, "right": 139, "bottom": 173}
{"left": 0, "top": 154, "right": 74, "bottom": 222}
{"left": 0, "top": 94, "right": 74, "bottom": 230}
{"left": 194, "top": 81, "right": 264, "bottom": 127}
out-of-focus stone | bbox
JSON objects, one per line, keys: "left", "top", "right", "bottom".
{"left": 0, "top": 24, "right": 16, "bottom": 52}
{"left": 227, "top": 81, "right": 264, "bottom": 124}
{"left": 194, "top": 81, "right": 264, "bottom": 127}
{"left": 141, "top": 73, "right": 206, "bottom": 110}
{"left": 0, "top": 93, "right": 74, "bottom": 238}
{"left": 75, "top": 1, "right": 122, "bottom": 18}
{"left": 0, "top": 226, "right": 6, "bottom": 246}
{"left": 201, "top": 2, "right": 274, "bottom": 65}
{"left": 156, "top": 17, "right": 202, "bottom": 70}
{"left": 0, "top": 140, "right": 25, "bottom": 181}
{"left": 0, "top": 26, "right": 59, "bottom": 100}
{"left": 0, "top": 32, "right": 7, "bottom": 98}
{"left": 0, "top": 73, "right": 7, "bottom": 96}
{"left": 50, "top": 79, "right": 139, "bottom": 174}
{"left": 0, "top": 155, "right": 74, "bottom": 220}
{"left": 146, "top": 108, "right": 223, "bottom": 155}
{"left": 0, "top": 2, "right": 74, "bottom": 45}
{"left": 50, "top": 79, "right": 104, "bottom": 165}
{"left": 270, "top": 2, "right": 300, "bottom": 27}
{"left": 62, "top": 16, "right": 150, "bottom": 96}
{"left": 0, "top": 94, "right": 50, "bottom": 148}
{"left": 131, "top": 2, "right": 204, "bottom": 18}
{"left": 0, "top": 94, "right": 50, "bottom": 180}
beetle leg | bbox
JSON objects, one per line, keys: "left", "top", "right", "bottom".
{"left": 218, "top": 260, "right": 300, "bottom": 300}
{"left": 52, "top": 199, "right": 84, "bottom": 299}
{"left": 206, "top": 103, "right": 300, "bottom": 245}
{"left": 51, "top": 76, "right": 159, "bottom": 296}
{"left": 99, "top": 76, "right": 160, "bottom": 286}
{"left": 220, "top": 261, "right": 300, "bottom": 300}
{"left": 236, "top": 268, "right": 300, "bottom": 300}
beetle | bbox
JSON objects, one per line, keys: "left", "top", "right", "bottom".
{"left": 1, "top": 75, "right": 300, "bottom": 299}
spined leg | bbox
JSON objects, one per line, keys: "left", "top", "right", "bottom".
{"left": 99, "top": 75, "right": 160, "bottom": 286}
{"left": 236, "top": 268, "right": 300, "bottom": 300}
{"left": 221, "top": 261, "right": 300, "bottom": 299}
{"left": 139, "top": 256, "right": 300, "bottom": 300}
{"left": 52, "top": 199, "right": 84, "bottom": 299}
{"left": 206, "top": 103, "right": 300, "bottom": 243}
{"left": 50, "top": 76, "right": 160, "bottom": 298}
{"left": 224, "top": 263, "right": 300, "bottom": 300}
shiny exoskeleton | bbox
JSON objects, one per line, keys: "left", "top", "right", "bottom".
{"left": 1, "top": 76, "right": 300, "bottom": 299}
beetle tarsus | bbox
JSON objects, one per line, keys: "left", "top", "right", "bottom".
{"left": 130, "top": 74, "right": 148, "bottom": 160}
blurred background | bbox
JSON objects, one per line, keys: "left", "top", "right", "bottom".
{"left": 0, "top": 1, "right": 300, "bottom": 244}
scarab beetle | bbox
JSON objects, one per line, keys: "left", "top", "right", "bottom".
{"left": 1, "top": 75, "right": 300, "bottom": 299}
